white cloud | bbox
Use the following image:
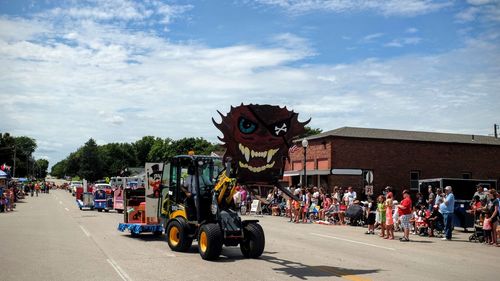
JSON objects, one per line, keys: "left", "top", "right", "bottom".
{"left": 255, "top": 0, "right": 452, "bottom": 16}
{"left": 1, "top": 2, "right": 499, "bottom": 167}
{"left": 456, "top": 0, "right": 500, "bottom": 22}
{"left": 405, "top": 27, "right": 419, "bottom": 33}
{"left": 467, "top": 0, "right": 495, "bottom": 5}
{"left": 41, "top": 0, "right": 192, "bottom": 30}
{"left": 361, "top": 33, "right": 384, "bottom": 43}
{"left": 384, "top": 37, "right": 422, "bottom": 47}
{"left": 456, "top": 7, "right": 481, "bottom": 22}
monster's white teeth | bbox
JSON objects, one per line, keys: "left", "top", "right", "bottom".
{"left": 239, "top": 143, "right": 279, "bottom": 164}
{"left": 244, "top": 147, "right": 250, "bottom": 162}
{"left": 239, "top": 161, "right": 276, "bottom": 173}
{"left": 267, "top": 149, "right": 278, "bottom": 163}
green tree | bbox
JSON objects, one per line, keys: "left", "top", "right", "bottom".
{"left": 0, "top": 133, "right": 16, "bottom": 170}
{"left": 99, "top": 142, "right": 138, "bottom": 176}
{"left": 65, "top": 151, "right": 81, "bottom": 177}
{"left": 50, "top": 159, "right": 67, "bottom": 178}
{"left": 35, "top": 159, "right": 49, "bottom": 178}
{"left": 134, "top": 136, "right": 156, "bottom": 165}
{"left": 169, "top": 137, "right": 218, "bottom": 157}
{"left": 147, "top": 138, "right": 171, "bottom": 162}
{"left": 298, "top": 126, "right": 323, "bottom": 138}
{"left": 0, "top": 134, "right": 38, "bottom": 177}
{"left": 78, "top": 138, "right": 103, "bottom": 182}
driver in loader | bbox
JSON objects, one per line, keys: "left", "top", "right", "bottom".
{"left": 181, "top": 165, "right": 210, "bottom": 222}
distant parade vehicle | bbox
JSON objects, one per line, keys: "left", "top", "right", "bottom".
{"left": 69, "top": 181, "right": 82, "bottom": 196}
{"left": 117, "top": 104, "right": 309, "bottom": 260}
{"left": 76, "top": 181, "right": 94, "bottom": 210}
{"left": 93, "top": 183, "right": 114, "bottom": 212}
{"left": 112, "top": 177, "right": 144, "bottom": 214}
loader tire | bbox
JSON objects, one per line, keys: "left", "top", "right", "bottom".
{"left": 198, "top": 223, "right": 223, "bottom": 261}
{"left": 166, "top": 220, "right": 192, "bottom": 252}
{"left": 240, "top": 222, "right": 265, "bottom": 258}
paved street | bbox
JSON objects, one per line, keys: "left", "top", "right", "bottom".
{"left": 1, "top": 190, "right": 499, "bottom": 281}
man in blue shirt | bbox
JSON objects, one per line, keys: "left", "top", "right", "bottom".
{"left": 439, "top": 186, "right": 455, "bottom": 240}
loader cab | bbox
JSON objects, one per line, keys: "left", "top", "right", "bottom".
{"left": 163, "top": 155, "right": 223, "bottom": 223}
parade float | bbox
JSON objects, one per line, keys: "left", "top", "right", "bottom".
{"left": 118, "top": 104, "right": 308, "bottom": 260}
{"left": 117, "top": 163, "right": 163, "bottom": 236}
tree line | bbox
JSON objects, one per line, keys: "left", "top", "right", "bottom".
{"left": 50, "top": 136, "right": 221, "bottom": 182}
{"left": 0, "top": 133, "right": 49, "bottom": 178}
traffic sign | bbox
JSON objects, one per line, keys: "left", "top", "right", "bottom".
{"left": 365, "top": 185, "right": 374, "bottom": 195}
{"left": 365, "top": 171, "right": 373, "bottom": 184}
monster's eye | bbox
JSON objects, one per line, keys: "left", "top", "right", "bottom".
{"left": 238, "top": 117, "right": 258, "bottom": 134}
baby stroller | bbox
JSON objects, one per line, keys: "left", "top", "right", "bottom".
{"left": 468, "top": 220, "right": 485, "bottom": 243}
{"left": 345, "top": 204, "right": 364, "bottom": 226}
{"left": 308, "top": 204, "right": 320, "bottom": 221}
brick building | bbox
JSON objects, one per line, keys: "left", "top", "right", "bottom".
{"left": 283, "top": 127, "right": 500, "bottom": 197}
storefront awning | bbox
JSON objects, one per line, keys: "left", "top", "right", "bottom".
{"left": 284, "top": 169, "right": 331, "bottom": 176}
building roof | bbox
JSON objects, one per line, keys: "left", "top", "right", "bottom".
{"left": 304, "top": 127, "right": 500, "bottom": 146}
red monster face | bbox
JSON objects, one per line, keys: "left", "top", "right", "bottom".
{"left": 213, "top": 104, "right": 309, "bottom": 185}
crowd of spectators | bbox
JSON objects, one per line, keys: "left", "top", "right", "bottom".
{"left": 255, "top": 184, "right": 500, "bottom": 246}
{"left": 0, "top": 180, "right": 54, "bottom": 213}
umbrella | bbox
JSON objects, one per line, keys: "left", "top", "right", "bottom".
{"left": 0, "top": 170, "right": 8, "bottom": 179}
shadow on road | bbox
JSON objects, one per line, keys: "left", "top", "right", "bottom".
{"left": 214, "top": 250, "right": 380, "bottom": 279}
{"left": 122, "top": 233, "right": 165, "bottom": 242}
{"left": 408, "top": 240, "right": 434, "bottom": 243}
{"left": 259, "top": 255, "right": 380, "bottom": 280}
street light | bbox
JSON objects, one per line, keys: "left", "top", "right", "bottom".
{"left": 302, "top": 139, "right": 309, "bottom": 188}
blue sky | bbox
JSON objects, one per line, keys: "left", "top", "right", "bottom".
{"left": 0, "top": 0, "right": 499, "bottom": 168}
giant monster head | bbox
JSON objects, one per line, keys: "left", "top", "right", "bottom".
{"left": 213, "top": 104, "right": 309, "bottom": 185}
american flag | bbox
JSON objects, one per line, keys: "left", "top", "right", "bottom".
{"left": 288, "top": 145, "right": 299, "bottom": 154}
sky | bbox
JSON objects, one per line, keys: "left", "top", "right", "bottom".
{"left": 0, "top": 0, "right": 499, "bottom": 168}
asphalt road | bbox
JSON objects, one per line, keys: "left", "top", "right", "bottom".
{"left": 1, "top": 190, "right": 499, "bottom": 281}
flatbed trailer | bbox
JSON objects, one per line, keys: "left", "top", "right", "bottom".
{"left": 117, "top": 223, "right": 163, "bottom": 236}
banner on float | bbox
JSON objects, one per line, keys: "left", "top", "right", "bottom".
{"left": 145, "top": 162, "right": 163, "bottom": 224}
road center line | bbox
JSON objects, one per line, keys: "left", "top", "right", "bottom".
{"left": 79, "top": 225, "right": 91, "bottom": 237}
{"left": 311, "top": 233, "right": 395, "bottom": 251}
{"left": 107, "top": 258, "right": 132, "bottom": 281}
{"left": 64, "top": 207, "right": 69, "bottom": 211}
{"left": 59, "top": 201, "right": 63, "bottom": 205}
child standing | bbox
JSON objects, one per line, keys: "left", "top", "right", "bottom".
{"left": 385, "top": 198, "right": 394, "bottom": 239}
{"left": 377, "top": 195, "right": 386, "bottom": 237}
{"left": 293, "top": 189, "right": 302, "bottom": 223}
{"left": 365, "top": 197, "right": 376, "bottom": 234}
{"left": 483, "top": 212, "right": 492, "bottom": 244}
{"left": 303, "top": 189, "right": 311, "bottom": 223}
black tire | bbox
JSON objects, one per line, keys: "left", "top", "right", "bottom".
{"left": 104, "top": 209, "right": 109, "bottom": 213}
{"left": 166, "top": 220, "right": 192, "bottom": 252}
{"left": 97, "top": 208, "right": 102, "bottom": 212}
{"left": 153, "top": 230, "right": 163, "bottom": 237}
{"left": 79, "top": 207, "right": 82, "bottom": 210}
{"left": 117, "top": 209, "right": 123, "bottom": 214}
{"left": 198, "top": 223, "right": 223, "bottom": 260}
{"left": 240, "top": 222, "right": 265, "bottom": 259}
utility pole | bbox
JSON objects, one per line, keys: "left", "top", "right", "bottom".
{"left": 12, "top": 146, "right": 16, "bottom": 177}
{"left": 495, "top": 124, "right": 499, "bottom": 139}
